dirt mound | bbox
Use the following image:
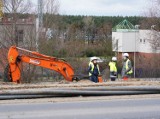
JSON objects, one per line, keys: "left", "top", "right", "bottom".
{"left": 0, "top": 79, "right": 160, "bottom": 90}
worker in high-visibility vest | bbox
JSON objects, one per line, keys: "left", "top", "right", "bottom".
{"left": 88, "top": 57, "right": 100, "bottom": 83}
{"left": 108, "top": 57, "right": 117, "bottom": 81}
{"left": 122, "top": 53, "right": 133, "bottom": 79}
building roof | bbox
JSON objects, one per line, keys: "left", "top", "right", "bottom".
{"left": 112, "top": 19, "right": 136, "bottom": 32}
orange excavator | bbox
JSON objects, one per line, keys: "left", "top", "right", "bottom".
{"left": 4, "top": 46, "right": 103, "bottom": 83}
{"left": 4, "top": 46, "right": 77, "bottom": 83}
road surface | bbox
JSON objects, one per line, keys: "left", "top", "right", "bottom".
{"left": 0, "top": 97, "right": 160, "bottom": 119}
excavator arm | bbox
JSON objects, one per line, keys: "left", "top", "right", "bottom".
{"left": 5, "top": 46, "right": 75, "bottom": 83}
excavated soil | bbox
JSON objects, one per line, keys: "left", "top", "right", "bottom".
{"left": 0, "top": 79, "right": 160, "bottom": 90}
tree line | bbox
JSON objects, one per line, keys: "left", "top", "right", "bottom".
{"left": 1, "top": 12, "right": 156, "bottom": 58}
{"left": 40, "top": 14, "right": 146, "bottom": 57}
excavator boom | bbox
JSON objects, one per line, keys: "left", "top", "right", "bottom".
{"left": 5, "top": 46, "right": 75, "bottom": 83}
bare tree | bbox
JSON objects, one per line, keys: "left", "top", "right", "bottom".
{"left": 36, "top": 0, "right": 65, "bottom": 82}
{"left": 142, "top": 0, "right": 160, "bottom": 52}
{"left": 2, "top": 0, "right": 34, "bottom": 46}
{"left": 0, "top": 0, "right": 37, "bottom": 82}
{"left": 39, "top": 0, "right": 61, "bottom": 52}
{"left": 43, "top": 0, "right": 59, "bottom": 14}
{"left": 43, "top": 0, "right": 59, "bottom": 28}
{"left": 141, "top": 0, "right": 160, "bottom": 28}
{"left": 3, "top": 0, "right": 33, "bottom": 13}
{"left": 83, "top": 16, "right": 95, "bottom": 44}
{"left": 149, "top": 29, "right": 160, "bottom": 52}
{"left": 138, "top": 0, "right": 160, "bottom": 77}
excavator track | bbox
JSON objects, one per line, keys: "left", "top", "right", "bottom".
{"left": 3, "top": 64, "right": 12, "bottom": 82}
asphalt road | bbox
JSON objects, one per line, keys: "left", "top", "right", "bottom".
{"left": 0, "top": 97, "right": 160, "bottom": 119}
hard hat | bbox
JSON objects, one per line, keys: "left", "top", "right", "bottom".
{"left": 112, "top": 57, "right": 117, "bottom": 61}
{"left": 90, "top": 56, "right": 98, "bottom": 61}
{"left": 123, "top": 53, "right": 129, "bottom": 57}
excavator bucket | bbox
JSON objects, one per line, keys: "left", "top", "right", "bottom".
{"left": 4, "top": 46, "right": 21, "bottom": 83}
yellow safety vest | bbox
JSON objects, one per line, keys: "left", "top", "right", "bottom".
{"left": 109, "top": 61, "right": 117, "bottom": 72}
{"left": 126, "top": 59, "right": 133, "bottom": 74}
{"left": 89, "top": 62, "right": 100, "bottom": 76}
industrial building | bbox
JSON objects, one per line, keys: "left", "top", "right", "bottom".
{"left": 112, "top": 20, "right": 160, "bottom": 78}
{"left": 112, "top": 19, "right": 160, "bottom": 54}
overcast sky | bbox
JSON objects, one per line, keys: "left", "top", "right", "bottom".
{"left": 59, "top": 0, "right": 149, "bottom": 16}
{"left": 33, "top": 0, "right": 149, "bottom": 16}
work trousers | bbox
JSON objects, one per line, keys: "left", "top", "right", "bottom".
{"left": 110, "top": 72, "right": 117, "bottom": 81}
{"left": 89, "top": 75, "right": 98, "bottom": 83}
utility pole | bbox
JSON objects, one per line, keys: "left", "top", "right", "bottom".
{"left": 134, "top": 25, "right": 140, "bottom": 78}
{"left": 38, "top": 0, "right": 43, "bottom": 28}
{"left": 36, "top": 0, "right": 43, "bottom": 51}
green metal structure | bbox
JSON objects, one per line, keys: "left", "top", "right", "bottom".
{"left": 112, "top": 19, "right": 136, "bottom": 32}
